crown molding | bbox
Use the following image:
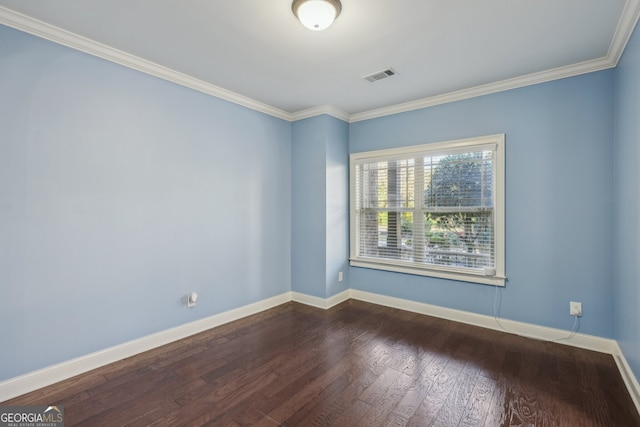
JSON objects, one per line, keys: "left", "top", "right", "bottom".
{"left": 290, "top": 105, "right": 350, "bottom": 123}
{"left": 609, "top": 0, "right": 640, "bottom": 65}
{"left": 1, "top": 0, "right": 639, "bottom": 125}
{"left": 0, "top": 6, "right": 293, "bottom": 122}
{"left": 348, "top": 56, "right": 615, "bottom": 123}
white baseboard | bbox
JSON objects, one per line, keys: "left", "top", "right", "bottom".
{"left": 613, "top": 342, "right": 640, "bottom": 416}
{"left": 291, "top": 290, "right": 350, "bottom": 309}
{"left": 348, "top": 289, "right": 617, "bottom": 354}
{"left": 3, "top": 287, "right": 638, "bottom": 417}
{"left": 0, "top": 292, "right": 291, "bottom": 402}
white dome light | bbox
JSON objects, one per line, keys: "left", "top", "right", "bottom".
{"left": 292, "top": 0, "right": 342, "bottom": 31}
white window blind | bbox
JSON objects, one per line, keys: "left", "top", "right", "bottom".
{"left": 350, "top": 135, "right": 505, "bottom": 286}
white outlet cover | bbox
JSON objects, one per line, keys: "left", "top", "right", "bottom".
{"left": 570, "top": 301, "right": 582, "bottom": 316}
{"left": 187, "top": 292, "right": 198, "bottom": 308}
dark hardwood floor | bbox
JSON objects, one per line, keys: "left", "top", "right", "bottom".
{"left": 4, "top": 300, "right": 639, "bottom": 426}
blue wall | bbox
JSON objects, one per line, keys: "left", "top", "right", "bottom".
{"left": 325, "top": 116, "right": 349, "bottom": 297}
{"left": 614, "top": 22, "right": 640, "bottom": 381}
{"left": 292, "top": 117, "right": 327, "bottom": 297}
{"left": 0, "top": 25, "right": 291, "bottom": 381}
{"left": 291, "top": 115, "right": 349, "bottom": 298}
{"left": 350, "top": 71, "right": 615, "bottom": 337}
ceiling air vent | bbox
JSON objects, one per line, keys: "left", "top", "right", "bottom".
{"left": 363, "top": 68, "right": 397, "bottom": 83}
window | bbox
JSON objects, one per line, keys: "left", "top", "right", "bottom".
{"left": 350, "top": 134, "right": 505, "bottom": 286}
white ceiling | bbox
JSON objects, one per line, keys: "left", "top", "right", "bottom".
{"left": 0, "top": 0, "right": 638, "bottom": 121}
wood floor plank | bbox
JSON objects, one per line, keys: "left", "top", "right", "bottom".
{"left": 2, "top": 374, "right": 106, "bottom": 407}
{"left": 575, "top": 351, "right": 616, "bottom": 426}
{"left": 79, "top": 394, "right": 175, "bottom": 427}
{"left": 430, "top": 357, "right": 482, "bottom": 426}
{"left": 458, "top": 374, "right": 496, "bottom": 427}
{"left": 406, "top": 358, "right": 467, "bottom": 426}
{"left": 3, "top": 300, "right": 639, "bottom": 426}
{"left": 392, "top": 354, "right": 449, "bottom": 420}
{"left": 357, "top": 368, "right": 415, "bottom": 426}
{"left": 264, "top": 355, "right": 355, "bottom": 424}
{"left": 61, "top": 396, "right": 111, "bottom": 426}
{"left": 332, "top": 398, "right": 374, "bottom": 426}
{"left": 280, "top": 356, "right": 371, "bottom": 425}
{"left": 381, "top": 411, "right": 410, "bottom": 427}
{"left": 280, "top": 374, "right": 351, "bottom": 426}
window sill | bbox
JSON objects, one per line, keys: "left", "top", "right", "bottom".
{"left": 349, "top": 258, "right": 506, "bottom": 286}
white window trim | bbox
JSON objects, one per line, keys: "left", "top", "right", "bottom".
{"left": 349, "top": 134, "right": 506, "bottom": 286}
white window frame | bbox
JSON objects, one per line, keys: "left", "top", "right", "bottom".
{"left": 349, "top": 134, "right": 506, "bottom": 286}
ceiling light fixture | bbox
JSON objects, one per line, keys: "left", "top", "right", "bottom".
{"left": 292, "top": 0, "right": 342, "bottom": 31}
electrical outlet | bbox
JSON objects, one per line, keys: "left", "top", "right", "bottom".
{"left": 338, "top": 271, "right": 343, "bottom": 282}
{"left": 187, "top": 291, "right": 198, "bottom": 308}
{"left": 570, "top": 301, "right": 582, "bottom": 317}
